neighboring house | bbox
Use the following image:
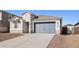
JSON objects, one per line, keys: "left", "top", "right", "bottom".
{"left": 9, "top": 12, "right": 62, "bottom": 34}
{"left": 0, "top": 11, "right": 15, "bottom": 32}
{"left": 74, "top": 22, "right": 79, "bottom": 34}
{"left": 62, "top": 24, "right": 74, "bottom": 34}
{"left": 74, "top": 22, "right": 79, "bottom": 26}
{"left": 62, "top": 22, "right": 79, "bottom": 34}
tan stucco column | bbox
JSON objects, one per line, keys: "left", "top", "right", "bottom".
{"left": 29, "top": 21, "right": 32, "bottom": 33}
{"left": 56, "top": 20, "right": 61, "bottom": 34}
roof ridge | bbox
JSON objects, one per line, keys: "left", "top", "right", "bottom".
{"left": 38, "top": 15, "right": 61, "bottom": 18}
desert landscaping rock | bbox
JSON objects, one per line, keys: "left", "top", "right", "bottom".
{"left": 47, "top": 34, "right": 79, "bottom": 48}
{"left": 0, "top": 33, "right": 22, "bottom": 42}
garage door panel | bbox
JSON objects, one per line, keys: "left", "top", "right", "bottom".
{"left": 34, "top": 22, "right": 55, "bottom": 33}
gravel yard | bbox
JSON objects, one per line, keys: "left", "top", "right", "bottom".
{"left": 47, "top": 34, "right": 79, "bottom": 48}
{"left": 0, "top": 33, "right": 23, "bottom": 42}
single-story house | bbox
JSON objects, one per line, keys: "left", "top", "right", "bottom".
{"left": 9, "top": 12, "right": 62, "bottom": 34}
{"left": 62, "top": 22, "right": 79, "bottom": 34}
{"left": 73, "top": 22, "right": 79, "bottom": 34}
{"left": 62, "top": 24, "right": 74, "bottom": 34}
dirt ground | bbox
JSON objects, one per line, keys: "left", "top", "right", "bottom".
{"left": 0, "top": 33, "right": 23, "bottom": 42}
{"left": 47, "top": 34, "right": 79, "bottom": 48}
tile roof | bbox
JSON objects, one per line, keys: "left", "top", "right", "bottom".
{"left": 64, "top": 24, "right": 73, "bottom": 26}
{"left": 34, "top": 15, "right": 61, "bottom": 21}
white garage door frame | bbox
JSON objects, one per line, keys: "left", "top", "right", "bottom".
{"left": 34, "top": 22, "right": 56, "bottom": 33}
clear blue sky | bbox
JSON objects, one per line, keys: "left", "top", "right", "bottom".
{"left": 5, "top": 10, "right": 79, "bottom": 26}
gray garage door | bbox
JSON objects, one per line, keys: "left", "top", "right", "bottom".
{"left": 34, "top": 22, "right": 55, "bottom": 33}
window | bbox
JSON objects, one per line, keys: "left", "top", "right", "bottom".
{"left": 14, "top": 22, "right": 17, "bottom": 28}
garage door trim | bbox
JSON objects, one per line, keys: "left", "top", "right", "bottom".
{"left": 34, "top": 22, "right": 55, "bottom": 33}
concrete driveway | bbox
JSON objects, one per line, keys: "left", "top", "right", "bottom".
{"left": 0, "top": 33, "right": 54, "bottom": 48}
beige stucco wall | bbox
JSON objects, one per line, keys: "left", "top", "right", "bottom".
{"left": 22, "top": 12, "right": 31, "bottom": 22}
{"left": 55, "top": 20, "right": 61, "bottom": 34}
{"left": 67, "top": 26, "right": 74, "bottom": 34}
{"left": 10, "top": 18, "right": 23, "bottom": 33}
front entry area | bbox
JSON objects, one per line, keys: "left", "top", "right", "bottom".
{"left": 34, "top": 22, "right": 55, "bottom": 33}
{"left": 23, "top": 22, "right": 29, "bottom": 33}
